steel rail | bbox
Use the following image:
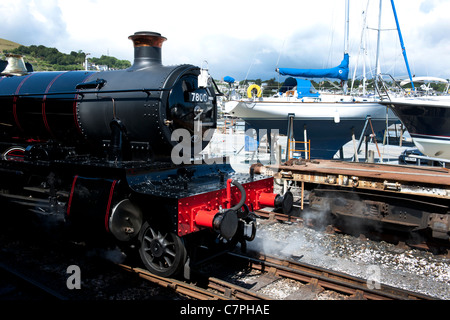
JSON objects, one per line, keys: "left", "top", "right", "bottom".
{"left": 207, "top": 277, "right": 271, "bottom": 300}
{"left": 119, "top": 264, "right": 273, "bottom": 300}
{"left": 118, "top": 264, "right": 231, "bottom": 300}
{"left": 228, "top": 251, "right": 436, "bottom": 300}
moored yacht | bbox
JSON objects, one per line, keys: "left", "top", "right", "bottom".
{"left": 381, "top": 96, "right": 450, "bottom": 160}
{"left": 225, "top": 79, "right": 395, "bottom": 159}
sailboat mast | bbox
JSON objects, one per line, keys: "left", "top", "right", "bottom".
{"left": 390, "top": 0, "right": 415, "bottom": 91}
{"left": 374, "top": 0, "right": 382, "bottom": 91}
{"left": 344, "top": 0, "right": 350, "bottom": 54}
{"left": 343, "top": 0, "right": 350, "bottom": 94}
{"left": 351, "top": 1, "right": 370, "bottom": 95}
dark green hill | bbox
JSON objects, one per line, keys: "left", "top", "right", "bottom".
{"left": 0, "top": 39, "right": 130, "bottom": 71}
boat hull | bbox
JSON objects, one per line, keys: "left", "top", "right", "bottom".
{"left": 225, "top": 100, "right": 397, "bottom": 159}
{"left": 383, "top": 98, "right": 450, "bottom": 160}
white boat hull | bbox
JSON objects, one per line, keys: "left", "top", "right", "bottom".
{"left": 382, "top": 97, "right": 450, "bottom": 160}
{"left": 225, "top": 99, "right": 397, "bottom": 159}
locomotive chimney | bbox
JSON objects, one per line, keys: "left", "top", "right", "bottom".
{"left": 128, "top": 31, "right": 167, "bottom": 70}
{"left": 2, "top": 54, "right": 29, "bottom": 76}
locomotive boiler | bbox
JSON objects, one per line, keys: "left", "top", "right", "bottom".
{"left": 0, "top": 32, "right": 292, "bottom": 278}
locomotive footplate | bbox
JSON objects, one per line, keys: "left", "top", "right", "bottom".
{"left": 125, "top": 161, "right": 277, "bottom": 238}
{"left": 123, "top": 161, "right": 288, "bottom": 278}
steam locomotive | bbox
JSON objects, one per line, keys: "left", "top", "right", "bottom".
{"left": 0, "top": 32, "right": 292, "bottom": 278}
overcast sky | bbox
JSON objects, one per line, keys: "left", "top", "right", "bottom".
{"left": 2, "top": 0, "right": 450, "bottom": 81}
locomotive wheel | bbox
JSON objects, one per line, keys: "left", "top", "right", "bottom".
{"left": 138, "top": 222, "right": 187, "bottom": 277}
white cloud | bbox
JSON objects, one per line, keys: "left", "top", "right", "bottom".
{"left": 1, "top": 0, "right": 449, "bottom": 80}
{"left": 1, "top": 0, "right": 68, "bottom": 47}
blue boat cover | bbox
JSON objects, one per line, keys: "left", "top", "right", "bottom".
{"left": 278, "top": 53, "right": 349, "bottom": 81}
{"left": 279, "top": 77, "right": 320, "bottom": 98}
{"left": 295, "top": 79, "right": 320, "bottom": 98}
{"left": 223, "top": 76, "right": 235, "bottom": 84}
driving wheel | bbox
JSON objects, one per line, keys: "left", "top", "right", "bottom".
{"left": 138, "top": 222, "right": 187, "bottom": 277}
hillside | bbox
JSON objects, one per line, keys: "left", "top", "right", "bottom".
{"left": 0, "top": 38, "right": 21, "bottom": 52}
{"left": 0, "top": 38, "right": 130, "bottom": 71}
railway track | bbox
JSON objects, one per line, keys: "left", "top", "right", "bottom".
{"left": 0, "top": 201, "right": 443, "bottom": 301}
{"left": 0, "top": 233, "right": 440, "bottom": 301}
{"left": 118, "top": 264, "right": 271, "bottom": 300}
{"left": 228, "top": 251, "right": 435, "bottom": 300}
{"left": 118, "top": 250, "right": 436, "bottom": 300}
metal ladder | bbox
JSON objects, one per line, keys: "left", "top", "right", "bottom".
{"left": 375, "top": 75, "right": 391, "bottom": 101}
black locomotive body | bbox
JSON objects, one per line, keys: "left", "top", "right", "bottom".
{"left": 0, "top": 32, "right": 291, "bottom": 278}
{"left": 0, "top": 32, "right": 216, "bottom": 161}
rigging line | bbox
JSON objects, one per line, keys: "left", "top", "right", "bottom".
{"left": 325, "top": 0, "right": 338, "bottom": 68}
{"left": 367, "top": 27, "right": 397, "bottom": 31}
{"left": 351, "top": 0, "right": 371, "bottom": 93}
{"left": 244, "top": 60, "right": 255, "bottom": 82}
{"left": 275, "top": 38, "right": 286, "bottom": 92}
{"left": 325, "top": 20, "right": 335, "bottom": 68}
{"left": 244, "top": 46, "right": 261, "bottom": 82}
{"left": 275, "top": 38, "right": 286, "bottom": 69}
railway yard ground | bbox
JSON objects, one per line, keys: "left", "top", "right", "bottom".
{"left": 0, "top": 203, "right": 448, "bottom": 301}
{"left": 0, "top": 200, "right": 448, "bottom": 319}
{"left": 251, "top": 216, "right": 449, "bottom": 299}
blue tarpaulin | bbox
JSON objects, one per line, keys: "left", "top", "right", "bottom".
{"left": 223, "top": 76, "right": 235, "bottom": 84}
{"left": 295, "top": 79, "right": 320, "bottom": 98}
{"left": 279, "top": 77, "right": 320, "bottom": 98}
{"left": 278, "top": 53, "right": 349, "bottom": 81}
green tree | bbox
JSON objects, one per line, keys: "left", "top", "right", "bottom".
{"left": 6, "top": 43, "right": 129, "bottom": 71}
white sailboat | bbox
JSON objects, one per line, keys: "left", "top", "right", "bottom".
{"left": 224, "top": 0, "right": 398, "bottom": 160}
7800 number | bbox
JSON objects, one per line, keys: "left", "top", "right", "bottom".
{"left": 190, "top": 92, "right": 208, "bottom": 102}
